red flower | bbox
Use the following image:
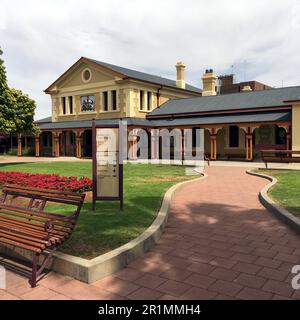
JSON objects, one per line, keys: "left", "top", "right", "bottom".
{"left": 0, "top": 172, "right": 93, "bottom": 193}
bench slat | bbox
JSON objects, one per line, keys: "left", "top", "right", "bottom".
{"left": 0, "top": 204, "right": 76, "bottom": 225}
{"left": 0, "top": 220, "right": 64, "bottom": 245}
{"left": 0, "top": 207, "right": 74, "bottom": 231}
{"left": 3, "top": 185, "right": 84, "bottom": 203}
{"left": 3, "top": 184, "right": 85, "bottom": 198}
{"left": 0, "top": 213, "right": 70, "bottom": 236}
{"left": 0, "top": 237, "right": 42, "bottom": 253}
{"left": 0, "top": 231, "right": 47, "bottom": 250}
{"left": 3, "top": 191, "right": 83, "bottom": 206}
{"left": 0, "top": 216, "right": 68, "bottom": 240}
{"left": 0, "top": 228, "right": 51, "bottom": 245}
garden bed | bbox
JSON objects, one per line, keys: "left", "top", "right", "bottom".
{"left": 0, "top": 171, "right": 92, "bottom": 193}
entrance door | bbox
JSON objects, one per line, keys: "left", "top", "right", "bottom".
{"left": 60, "top": 131, "right": 76, "bottom": 156}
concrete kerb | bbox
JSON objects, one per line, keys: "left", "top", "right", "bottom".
{"left": 0, "top": 172, "right": 208, "bottom": 284}
{"left": 246, "top": 169, "right": 300, "bottom": 236}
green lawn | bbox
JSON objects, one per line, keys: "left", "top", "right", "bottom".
{"left": 0, "top": 161, "right": 195, "bottom": 258}
{"left": 261, "top": 170, "right": 300, "bottom": 216}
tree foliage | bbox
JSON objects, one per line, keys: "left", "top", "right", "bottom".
{"left": 0, "top": 47, "right": 38, "bottom": 134}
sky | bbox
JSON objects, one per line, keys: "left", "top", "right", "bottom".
{"left": 1, "top": 0, "right": 300, "bottom": 120}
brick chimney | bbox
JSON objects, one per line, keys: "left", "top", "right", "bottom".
{"left": 202, "top": 69, "right": 217, "bottom": 96}
{"left": 175, "top": 61, "right": 186, "bottom": 89}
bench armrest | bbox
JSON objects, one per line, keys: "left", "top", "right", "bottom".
{"left": 43, "top": 214, "right": 76, "bottom": 233}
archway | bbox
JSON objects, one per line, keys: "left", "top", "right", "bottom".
{"left": 253, "top": 124, "right": 287, "bottom": 159}
{"left": 215, "top": 126, "right": 246, "bottom": 160}
{"left": 40, "top": 131, "right": 53, "bottom": 157}
{"left": 60, "top": 131, "right": 76, "bottom": 157}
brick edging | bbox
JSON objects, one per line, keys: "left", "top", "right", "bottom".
{"left": 246, "top": 169, "right": 300, "bottom": 235}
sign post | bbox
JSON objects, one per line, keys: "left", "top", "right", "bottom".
{"left": 92, "top": 120, "right": 124, "bottom": 211}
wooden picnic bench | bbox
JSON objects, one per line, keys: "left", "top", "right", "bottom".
{"left": 261, "top": 150, "right": 300, "bottom": 168}
{"left": 0, "top": 184, "right": 85, "bottom": 287}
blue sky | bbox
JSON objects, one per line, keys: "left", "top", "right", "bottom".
{"left": 1, "top": 0, "right": 300, "bottom": 119}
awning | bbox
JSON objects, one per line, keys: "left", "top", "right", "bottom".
{"left": 37, "top": 110, "right": 291, "bottom": 131}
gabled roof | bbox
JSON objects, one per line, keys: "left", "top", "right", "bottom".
{"left": 45, "top": 57, "right": 202, "bottom": 94}
{"left": 88, "top": 58, "right": 201, "bottom": 93}
{"left": 148, "top": 85, "right": 300, "bottom": 118}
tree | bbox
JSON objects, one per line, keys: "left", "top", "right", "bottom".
{"left": 9, "top": 88, "right": 39, "bottom": 134}
{"left": 0, "top": 47, "right": 14, "bottom": 132}
{"left": 0, "top": 47, "right": 38, "bottom": 134}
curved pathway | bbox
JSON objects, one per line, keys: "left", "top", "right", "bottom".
{"left": 1, "top": 166, "right": 300, "bottom": 300}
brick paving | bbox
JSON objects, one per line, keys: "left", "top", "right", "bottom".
{"left": 1, "top": 166, "right": 300, "bottom": 300}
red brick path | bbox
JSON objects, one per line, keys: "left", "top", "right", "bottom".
{"left": 1, "top": 166, "right": 300, "bottom": 300}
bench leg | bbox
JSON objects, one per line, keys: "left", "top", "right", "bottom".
{"left": 30, "top": 254, "right": 38, "bottom": 288}
{"left": 29, "top": 248, "right": 56, "bottom": 288}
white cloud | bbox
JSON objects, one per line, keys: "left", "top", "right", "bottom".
{"left": 1, "top": 0, "right": 300, "bottom": 119}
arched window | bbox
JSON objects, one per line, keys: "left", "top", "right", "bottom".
{"left": 275, "top": 127, "right": 286, "bottom": 145}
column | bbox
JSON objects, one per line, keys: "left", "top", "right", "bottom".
{"left": 108, "top": 91, "right": 112, "bottom": 111}
{"left": 53, "top": 131, "right": 61, "bottom": 157}
{"left": 209, "top": 129, "right": 217, "bottom": 160}
{"left": 17, "top": 134, "right": 22, "bottom": 157}
{"left": 284, "top": 125, "right": 291, "bottom": 150}
{"left": 35, "top": 135, "right": 40, "bottom": 157}
{"left": 143, "top": 91, "right": 147, "bottom": 111}
{"left": 75, "top": 130, "right": 83, "bottom": 158}
{"left": 245, "top": 127, "right": 253, "bottom": 161}
{"left": 130, "top": 128, "right": 138, "bottom": 160}
{"left": 151, "top": 128, "right": 159, "bottom": 161}
{"left": 65, "top": 96, "right": 70, "bottom": 115}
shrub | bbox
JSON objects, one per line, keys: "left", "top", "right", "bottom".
{"left": 0, "top": 172, "right": 93, "bottom": 193}
{"left": 6, "top": 147, "right": 35, "bottom": 156}
{"left": 6, "top": 148, "right": 17, "bottom": 156}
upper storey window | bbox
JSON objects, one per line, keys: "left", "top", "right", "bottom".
{"left": 139, "top": 91, "right": 144, "bottom": 110}
{"left": 61, "top": 97, "right": 66, "bottom": 114}
{"left": 112, "top": 90, "right": 117, "bottom": 110}
{"left": 81, "top": 95, "right": 95, "bottom": 112}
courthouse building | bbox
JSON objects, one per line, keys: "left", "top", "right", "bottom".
{"left": 11, "top": 57, "right": 300, "bottom": 161}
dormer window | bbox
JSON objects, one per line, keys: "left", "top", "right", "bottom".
{"left": 81, "top": 95, "right": 95, "bottom": 112}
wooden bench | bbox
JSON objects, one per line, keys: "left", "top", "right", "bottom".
{"left": 0, "top": 184, "right": 85, "bottom": 287}
{"left": 261, "top": 150, "right": 300, "bottom": 168}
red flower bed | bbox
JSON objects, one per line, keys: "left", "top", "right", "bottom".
{"left": 0, "top": 172, "right": 93, "bottom": 193}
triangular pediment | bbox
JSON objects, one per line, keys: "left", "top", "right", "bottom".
{"left": 45, "top": 57, "right": 124, "bottom": 93}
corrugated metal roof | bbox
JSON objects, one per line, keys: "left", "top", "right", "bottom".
{"left": 152, "top": 110, "right": 290, "bottom": 126}
{"left": 37, "top": 117, "right": 153, "bottom": 130}
{"left": 89, "top": 58, "right": 202, "bottom": 93}
{"left": 148, "top": 85, "right": 300, "bottom": 117}
{"left": 37, "top": 110, "right": 290, "bottom": 130}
